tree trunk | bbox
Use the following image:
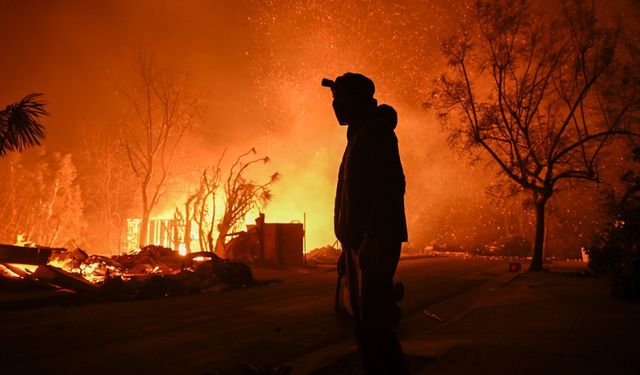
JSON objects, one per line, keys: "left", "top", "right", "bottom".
{"left": 215, "top": 232, "right": 227, "bottom": 258}
{"left": 183, "top": 194, "right": 198, "bottom": 253}
{"left": 184, "top": 204, "right": 192, "bottom": 253}
{"left": 139, "top": 207, "right": 150, "bottom": 248}
{"left": 530, "top": 199, "right": 547, "bottom": 271}
{"left": 184, "top": 218, "right": 192, "bottom": 253}
{"left": 207, "top": 229, "right": 214, "bottom": 252}
{"left": 206, "top": 192, "right": 216, "bottom": 252}
{"left": 215, "top": 222, "right": 229, "bottom": 258}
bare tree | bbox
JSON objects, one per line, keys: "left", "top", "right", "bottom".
{"left": 76, "top": 121, "right": 136, "bottom": 253}
{"left": 427, "top": 0, "right": 639, "bottom": 270}
{"left": 216, "top": 148, "right": 279, "bottom": 258}
{"left": 0, "top": 151, "right": 85, "bottom": 248}
{"left": 196, "top": 157, "right": 224, "bottom": 252}
{"left": 121, "top": 55, "right": 198, "bottom": 247}
{"left": 176, "top": 153, "right": 224, "bottom": 253}
{"left": 0, "top": 93, "right": 47, "bottom": 156}
{"left": 181, "top": 185, "right": 200, "bottom": 253}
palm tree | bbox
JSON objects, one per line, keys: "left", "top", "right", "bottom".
{"left": 0, "top": 93, "right": 48, "bottom": 156}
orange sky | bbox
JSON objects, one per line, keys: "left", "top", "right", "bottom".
{"left": 1, "top": 0, "right": 636, "bottom": 252}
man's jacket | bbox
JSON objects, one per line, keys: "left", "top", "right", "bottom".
{"left": 334, "top": 104, "right": 408, "bottom": 250}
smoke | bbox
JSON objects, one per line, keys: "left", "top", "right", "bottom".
{"left": 2, "top": 0, "right": 633, "bottom": 253}
{"left": 0, "top": 0, "right": 525, "bottom": 251}
{"left": 243, "top": 0, "right": 496, "bottom": 249}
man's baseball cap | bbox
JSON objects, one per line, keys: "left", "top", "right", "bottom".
{"left": 322, "top": 72, "right": 375, "bottom": 99}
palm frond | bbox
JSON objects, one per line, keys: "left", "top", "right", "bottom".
{"left": 0, "top": 93, "right": 48, "bottom": 156}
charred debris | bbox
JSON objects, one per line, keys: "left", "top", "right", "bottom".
{"left": 0, "top": 243, "right": 262, "bottom": 309}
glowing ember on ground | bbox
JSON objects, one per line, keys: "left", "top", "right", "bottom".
{"left": 0, "top": 263, "right": 38, "bottom": 278}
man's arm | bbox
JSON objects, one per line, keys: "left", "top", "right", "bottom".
{"left": 361, "top": 121, "right": 398, "bottom": 238}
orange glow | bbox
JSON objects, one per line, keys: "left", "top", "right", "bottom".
{"left": 0, "top": 263, "right": 38, "bottom": 278}
{"left": 0, "top": 1, "right": 474, "bottom": 254}
{"left": 48, "top": 258, "right": 77, "bottom": 273}
{"left": 1, "top": 0, "right": 625, "bottom": 259}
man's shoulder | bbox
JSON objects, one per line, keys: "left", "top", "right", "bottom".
{"left": 364, "top": 105, "right": 398, "bottom": 135}
{"left": 361, "top": 117, "right": 397, "bottom": 142}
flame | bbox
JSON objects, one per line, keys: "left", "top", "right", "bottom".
{"left": 48, "top": 258, "right": 78, "bottom": 273}
{"left": 15, "top": 233, "right": 36, "bottom": 247}
{"left": 178, "top": 243, "right": 187, "bottom": 256}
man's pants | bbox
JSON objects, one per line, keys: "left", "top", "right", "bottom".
{"left": 344, "top": 237, "right": 408, "bottom": 375}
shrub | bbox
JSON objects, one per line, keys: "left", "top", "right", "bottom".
{"left": 586, "top": 148, "right": 640, "bottom": 301}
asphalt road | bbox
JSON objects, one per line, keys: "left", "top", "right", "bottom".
{"left": 0, "top": 257, "right": 509, "bottom": 375}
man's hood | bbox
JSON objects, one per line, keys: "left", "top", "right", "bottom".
{"left": 372, "top": 104, "right": 398, "bottom": 130}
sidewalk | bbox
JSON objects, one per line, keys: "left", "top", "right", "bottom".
{"left": 310, "top": 266, "right": 640, "bottom": 375}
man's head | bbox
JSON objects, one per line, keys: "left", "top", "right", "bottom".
{"left": 322, "top": 73, "right": 377, "bottom": 125}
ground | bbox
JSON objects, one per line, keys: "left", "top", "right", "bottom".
{"left": 0, "top": 257, "right": 508, "bottom": 375}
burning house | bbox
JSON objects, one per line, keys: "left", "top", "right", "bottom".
{"left": 0, "top": 241, "right": 258, "bottom": 308}
{"left": 0, "top": 209, "right": 303, "bottom": 308}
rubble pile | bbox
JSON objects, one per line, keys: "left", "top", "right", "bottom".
{"left": 306, "top": 245, "right": 341, "bottom": 265}
{"left": 0, "top": 243, "right": 255, "bottom": 307}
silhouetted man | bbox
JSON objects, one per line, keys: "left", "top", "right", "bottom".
{"left": 323, "top": 73, "right": 408, "bottom": 375}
